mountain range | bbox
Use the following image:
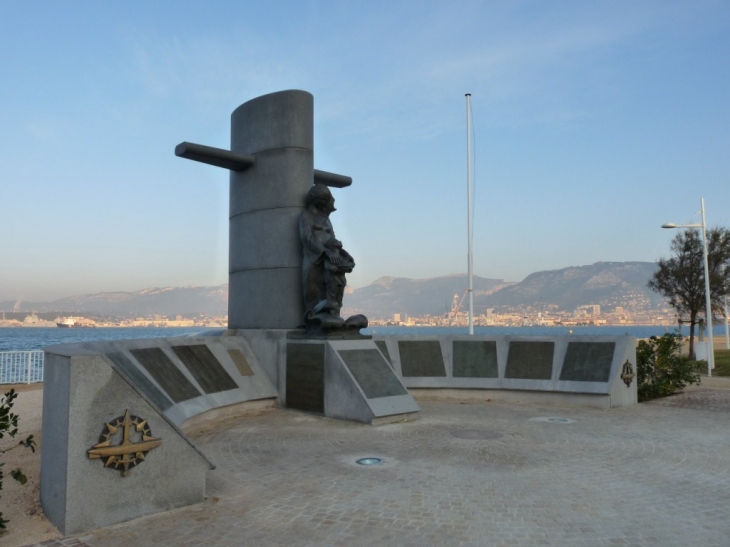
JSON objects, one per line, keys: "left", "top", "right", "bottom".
{"left": 1, "top": 286, "right": 228, "bottom": 318}
{"left": 342, "top": 261, "right": 663, "bottom": 317}
{"left": 1, "top": 261, "right": 664, "bottom": 319}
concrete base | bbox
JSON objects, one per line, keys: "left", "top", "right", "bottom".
{"left": 40, "top": 353, "right": 212, "bottom": 536}
{"left": 409, "top": 388, "right": 613, "bottom": 409}
{"left": 180, "top": 398, "right": 277, "bottom": 434}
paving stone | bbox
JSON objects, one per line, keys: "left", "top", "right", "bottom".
{"left": 22, "top": 389, "right": 730, "bottom": 547}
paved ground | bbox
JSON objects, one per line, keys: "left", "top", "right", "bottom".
{"left": 24, "top": 383, "right": 730, "bottom": 547}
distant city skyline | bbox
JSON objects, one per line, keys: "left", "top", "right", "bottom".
{"left": 2, "top": 1, "right": 729, "bottom": 302}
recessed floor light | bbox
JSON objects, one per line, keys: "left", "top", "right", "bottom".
{"left": 356, "top": 457, "right": 383, "bottom": 465}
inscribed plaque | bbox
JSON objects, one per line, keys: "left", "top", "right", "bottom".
{"left": 286, "top": 343, "right": 325, "bottom": 413}
{"left": 129, "top": 348, "right": 201, "bottom": 403}
{"left": 560, "top": 342, "right": 615, "bottom": 382}
{"left": 398, "top": 341, "right": 446, "bottom": 377}
{"left": 505, "top": 341, "right": 554, "bottom": 380}
{"left": 172, "top": 344, "right": 238, "bottom": 394}
{"left": 453, "top": 341, "right": 498, "bottom": 378}
{"left": 339, "top": 349, "right": 408, "bottom": 399}
{"left": 106, "top": 352, "right": 174, "bottom": 411}
{"left": 227, "top": 349, "right": 255, "bottom": 376}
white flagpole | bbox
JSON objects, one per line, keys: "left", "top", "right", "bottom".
{"left": 700, "top": 198, "right": 714, "bottom": 375}
{"left": 466, "top": 94, "right": 474, "bottom": 335}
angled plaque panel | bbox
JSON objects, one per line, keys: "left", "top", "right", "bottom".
{"left": 505, "top": 341, "right": 554, "bottom": 380}
{"left": 129, "top": 348, "right": 201, "bottom": 403}
{"left": 560, "top": 342, "right": 616, "bottom": 382}
{"left": 338, "top": 349, "right": 407, "bottom": 399}
{"left": 325, "top": 340, "right": 419, "bottom": 424}
{"left": 398, "top": 341, "right": 446, "bottom": 377}
{"left": 172, "top": 344, "right": 238, "bottom": 394}
{"left": 105, "top": 351, "right": 174, "bottom": 412}
{"left": 453, "top": 341, "right": 498, "bottom": 378}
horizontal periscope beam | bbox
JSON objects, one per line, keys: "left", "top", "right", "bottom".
{"left": 175, "top": 141, "right": 352, "bottom": 187}
{"left": 175, "top": 142, "right": 255, "bottom": 171}
{"left": 314, "top": 169, "right": 352, "bottom": 188}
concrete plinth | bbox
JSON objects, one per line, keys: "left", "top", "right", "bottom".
{"left": 40, "top": 353, "right": 213, "bottom": 535}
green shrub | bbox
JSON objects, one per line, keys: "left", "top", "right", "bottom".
{"left": 714, "top": 349, "right": 730, "bottom": 376}
{"left": 0, "top": 389, "right": 36, "bottom": 529}
{"left": 637, "top": 333, "right": 702, "bottom": 401}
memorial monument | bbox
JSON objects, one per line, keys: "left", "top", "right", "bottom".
{"left": 39, "top": 88, "right": 635, "bottom": 537}
{"left": 176, "top": 89, "right": 416, "bottom": 421}
{"left": 175, "top": 90, "right": 367, "bottom": 335}
{"left": 175, "top": 90, "right": 356, "bottom": 331}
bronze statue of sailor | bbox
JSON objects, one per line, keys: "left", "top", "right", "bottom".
{"left": 299, "top": 184, "right": 367, "bottom": 334}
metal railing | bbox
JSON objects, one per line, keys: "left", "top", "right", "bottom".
{"left": 0, "top": 351, "right": 44, "bottom": 384}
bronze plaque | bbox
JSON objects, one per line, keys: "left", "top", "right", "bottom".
{"left": 130, "top": 348, "right": 201, "bottom": 403}
{"left": 453, "top": 341, "right": 498, "bottom": 378}
{"left": 560, "top": 342, "right": 615, "bottom": 382}
{"left": 505, "top": 341, "right": 554, "bottom": 380}
{"left": 227, "top": 349, "right": 255, "bottom": 376}
{"left": 339, "top": 349, "right": 407, "bottom": 399}
{"left": 172, "top": 344, "right": 238, "bottom": 394}
{"left": 286, "top": 343, "right": 325, "bottom": 414}
{"left": 398, "top": 341, "right": 446, "bottom": 377}
{"left": 106, "top": 352, "right": 174, "bottom": 411}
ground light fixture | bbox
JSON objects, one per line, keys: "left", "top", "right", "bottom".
{"left": 356, "top": 457, "right": 384, "bottom": 466}
{"left": 661, "top": 198, "right": 714, "bottom": 376}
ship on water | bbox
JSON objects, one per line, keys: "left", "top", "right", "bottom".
{"left": 56, "top": 316, "right": 93, "bottom": 328}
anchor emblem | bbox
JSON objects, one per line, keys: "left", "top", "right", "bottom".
{"left": 87, "top": 409, "right": 162, "bottom": 477}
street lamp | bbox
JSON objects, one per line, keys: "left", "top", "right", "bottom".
{"left": 722, "top": 264, "right": 730, "bottom": 349}
{"left": 725, "top": 295, "right": 730, "bottom": 350}
{"left": 662, "top": 198, "right": 714, "bottom": 376}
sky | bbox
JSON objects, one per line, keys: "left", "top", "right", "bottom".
{"left": 1, "top": 1, "right": 730, "bottom": 302}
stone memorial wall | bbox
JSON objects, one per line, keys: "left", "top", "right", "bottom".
{"left": 373, "top": 335, "right": 637, "bottom": 408}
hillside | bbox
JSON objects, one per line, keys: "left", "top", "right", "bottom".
{"left": 342, "top": 274, "right": 512, "bottom": 318}
{"left": 343, "top": 262, "right": 664, "bottom": 318}
{"left": 479, "top": 262, "right": 662, "bottom": 312}
{"left": 0, "top": 285, "right": 227, "bottom": 317}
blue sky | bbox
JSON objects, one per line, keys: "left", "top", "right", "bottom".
{"left": 1, "top": 1, "right": 729, "bottom": 302}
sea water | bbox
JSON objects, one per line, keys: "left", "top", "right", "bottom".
{"left": 0, "top": 327, "right": 211, "bottom": 352}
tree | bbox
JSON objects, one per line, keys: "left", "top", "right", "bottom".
{"left": 648, "top": 227, "right": 730, "bottom": 359}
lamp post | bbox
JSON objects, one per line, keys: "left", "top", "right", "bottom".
{"left": 662, "top": 198, "right": 714, "bottom": 376}
{"left": 722, "top": 264, "right": 730, "bottom": 349}
{"left": 723, "top": 296, "right": 730, "bottom": 349}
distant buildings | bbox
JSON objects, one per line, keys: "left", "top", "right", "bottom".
{"left": 368, "top": 302, "right": 677, "bottom": 327}
{"left": 0, "top": 312, "right": 228, "bottom": 328}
